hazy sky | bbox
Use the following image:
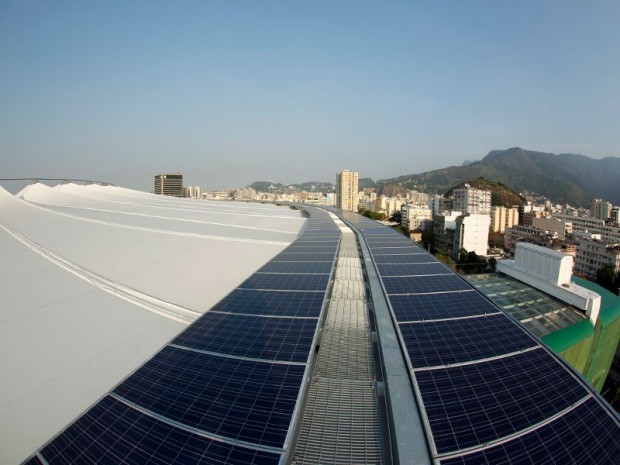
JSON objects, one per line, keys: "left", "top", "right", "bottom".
{"left": 1, "top": 0, "right": 619, "bottom": 191}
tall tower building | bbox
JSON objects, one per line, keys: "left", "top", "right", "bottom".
{"left": 336, "top": 170, "right": 359, "bottom": 212}
{"left": 154, "top": 174, "right": 183, "bottom": 197}
{"left": 591, "top": 198, "right": 612, "bottom": 221}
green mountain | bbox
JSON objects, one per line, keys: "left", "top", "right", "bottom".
{"left": 380, "top": 147, "right": 620, "bottom": 206}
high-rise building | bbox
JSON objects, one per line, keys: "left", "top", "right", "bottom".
{"left": 490, "top": 206, "right": 519, "bottom": 233}
{"left": 591, "top": 198, "right": 612, "bottom": 221}
{"left": 336, "top": 170, "right": 359, "bottom": 212}
{"left": 453, "top": 184, "right": 491, "bottom": 215}
{"left": 154, "top": 173, "right": 183, "bottom": 197}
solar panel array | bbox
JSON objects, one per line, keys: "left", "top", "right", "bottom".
{"left": 25, "top": 208, "right": 340, "bottom": 465}
{"left": 339, "top": 210, "right": 620, "bottom": 464}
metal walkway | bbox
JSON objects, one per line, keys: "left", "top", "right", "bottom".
{"left": 292, "top": 226, "right": 383, "bottom": 464}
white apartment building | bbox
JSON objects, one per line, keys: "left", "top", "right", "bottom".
{"left": 401, "top": 203, "right": 433, "bottom": 231}
{"left": 453, "top": 214, "right": 491, "bottom": 259}
{"left": 591, "top": 198, "right": 613, "bottom": 220}
{"left": 452, "top": 184, "right": 491, "bottom": 215}
{"left": 574, "top": 239, "right": 620, "bottom": 279}
{"left": 183, "top": 186, "right": 203, "bottom": 199}
{"left": 429, "top": 194, "right": 452, "bottom": 216}
{"left": 407, "top": 190, "right": 429, "bottom": 205}
{"left": 490, "top": 206, "right": 519, "bottom": 233}
{"left": 336, "top": 170, "right": 359, "bottom": 212}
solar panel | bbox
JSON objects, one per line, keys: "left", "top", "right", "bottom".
{"left": 293, "top": 238, "right": 340, "bottom": 244}
{"left": 365, "top": 239, "right": 416, "bottom": 247}
{"left": 399, "top": 314, "right": 537, "bottom": 368}
{"left": 377, "top": 262, "right": 446, "bottom": 277}
{"left": 40, "top": 396, "right": 281, "bottom": 465}
{"left": 172, "top": 313, "right": 318, "bottom": 362}
{"left": 416, "top": 348, "right": 588, "bottom": 454}
{"left": 372, "top": 253, "right": 433, "bottom": 264}
{"left": 440, "top": 398, "right": 620, "bottom": 465}
{"left": 274, "top": 252, "right": 336, "bottom": 262}
{"left": 114, "top": 346, "right": 305, "bottom": 448}
{"left": 257, "top": 261, "right": 334, "bottom": 274}
{"left": 389, "top": 292, "right": 500, "bottom": 321}
{"left": 284, "top": 245, "right": 338, "bottom": 253}
{"left": 209, "top": 289, "right": 325, "bottom": 318}
{"left": 238, "top": 273, "right": 329, "bottom": 291}
{"left": 382, "top": 274, "right": 471, "bottom": 295}
{"left": 370, "top": 246, "right": 421, "bottom": 254}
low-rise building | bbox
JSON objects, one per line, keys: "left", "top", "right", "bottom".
{"left": 574, "top": 239, "right": 620, "bottom": 280}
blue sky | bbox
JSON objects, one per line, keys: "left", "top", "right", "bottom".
{"left": 1, "top": 0, "right": 619, "bottom": 191}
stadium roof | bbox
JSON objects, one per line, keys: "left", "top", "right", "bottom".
{"left": 0, "top": 183, "right": 305, "bottom": 464}
{"left": 1, "top": 183, "right": 619, "bottom": 465}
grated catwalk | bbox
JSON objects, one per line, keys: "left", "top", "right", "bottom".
{"left": 292, "top": 228, "right": 383, "bottom": 464}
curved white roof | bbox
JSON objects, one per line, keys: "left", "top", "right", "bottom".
{"left": 0, "top": 184, "right": 305, "bottom": 464}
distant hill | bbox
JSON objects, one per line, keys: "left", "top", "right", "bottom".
{"left": 380, "top": 147, "right": 620, "bottom": 206}
{"left": 359, "top": 178, "right": 376, "bottom": 190}
{"left": 444, "top": 178, "right": 525, "bottom": 207}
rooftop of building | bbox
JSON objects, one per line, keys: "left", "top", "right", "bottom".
{"left": 2, "top": 183, "right": 619, "bottom": 465}
{"left": 466, "top": 273, "right": 587, "bottom": 338}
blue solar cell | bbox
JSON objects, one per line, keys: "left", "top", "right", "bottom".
{"left": 440, "top": 398, "right": 620, "bottom": 465}
{"left": 210, "top": 289, "right": 325, "bottom": 317}
{"left": 274, "top": 252, "right": 336, "bottom": 262}
{"left": 284, "top": 245, "right": 338, "bottom": 253}
{"left": 173, "top": 313, "right": 317, "bottom": 362}
{"left": 365, "top": 238, "right": 416, "bottom": 247}
{"left": 114, "top": 346, "right": 305, "bottom": 448}
{"left": 389, "top": 292, "right": 499, "bottom": 321}
{"left": 293, "top": 238, "right": 340, "bottom": 244}
{"left": 377, "top": 262, "right": 446, "bottom": 277}
{"left": 372, "top": 253, "right": 434, "bottom": 264}
{"left": 416, "top": 348, "right": 588, "bottom": 454}
{"left": 399, "top": 314, "right": 537, "bottom": 368}
{"left": 257, "top": 261, "right": 334, "bottom": 274}
{"left": 41, "top": 396, "right": 281, "bottom": 465}
{"left": 382, "top": 274, "right": 471, "bottom": 295}
{"left": 238, "top": 273, "right": 329, "bottom": 291}
{"left": 370, "top": 246, "right": 420, "bottom": 254}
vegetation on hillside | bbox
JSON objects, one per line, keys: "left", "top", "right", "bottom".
{"left": 377, "top": 147, "right": 620, "bottom": 206}
{"left": 444, "top": 177, "right": 525, "bottom": 207}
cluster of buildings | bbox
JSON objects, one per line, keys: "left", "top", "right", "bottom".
{"left": 154, "top": 172, "right": 620, "bottom": 284}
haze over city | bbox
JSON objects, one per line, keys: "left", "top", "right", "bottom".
{"left": 1, "top": 0, "right": 619, "bottom": 190}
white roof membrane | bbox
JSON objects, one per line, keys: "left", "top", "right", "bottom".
{"left": 0, "top": 185, "right": 305, "bottom": 464}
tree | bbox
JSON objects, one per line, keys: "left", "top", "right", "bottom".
{"left": 421, "top": 231, "right": 435, "bottom": 253}
{"left": 596, "top": 264, "right": 618, "bottom": 294}
{"left": 359, "top": 209, "right": 386, "bottom": 221}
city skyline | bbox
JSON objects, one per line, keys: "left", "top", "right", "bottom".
{"left": 1, "top": 1, "right": 619, "bottom": 191}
